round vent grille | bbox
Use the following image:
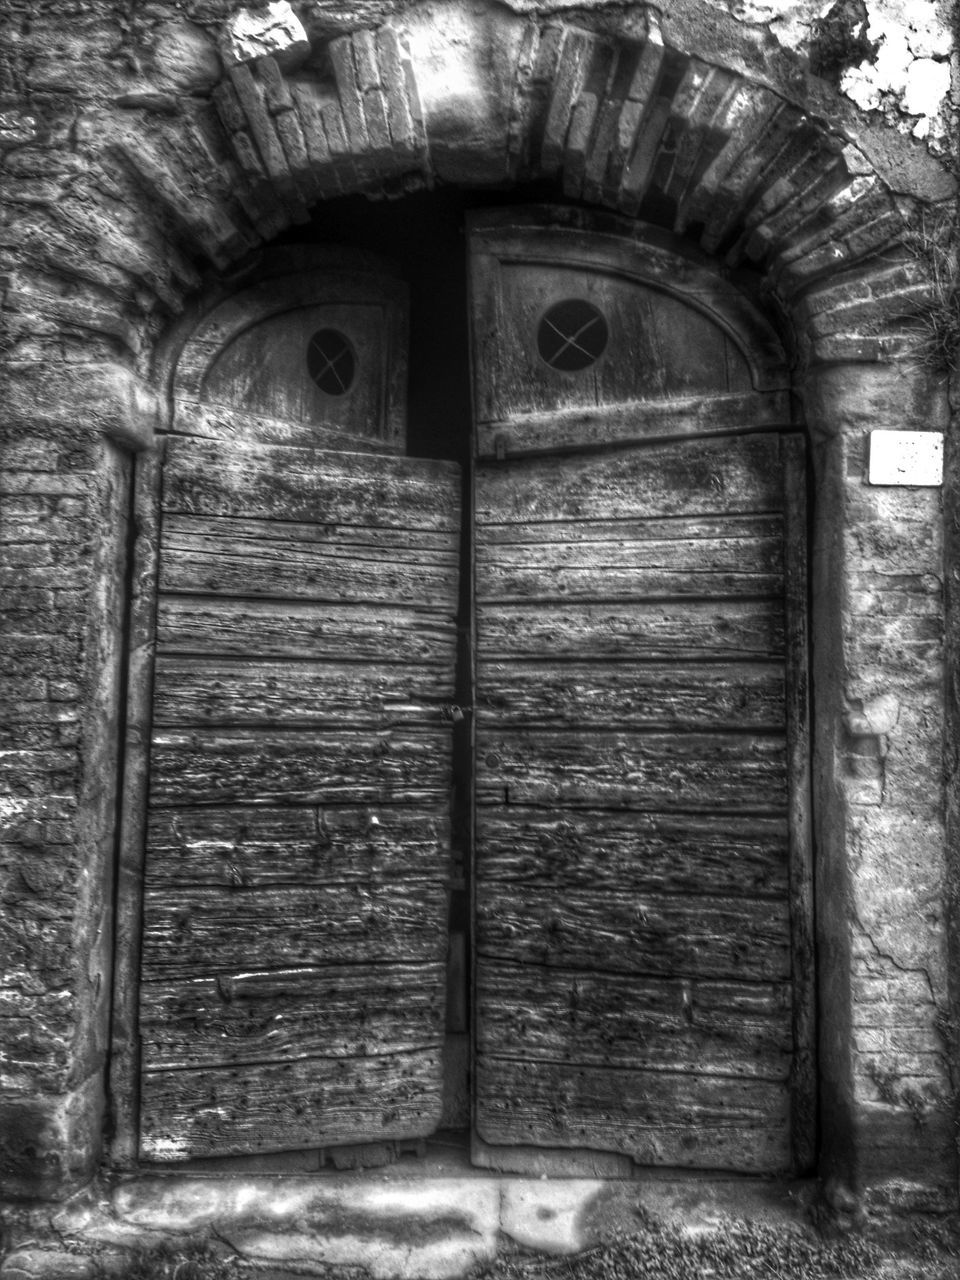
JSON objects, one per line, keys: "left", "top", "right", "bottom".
{"left": 307, "top": 329, "right": 356, "bottom": 396}
{"left": 537, "top": 299, "right": 609, "bottom": 372}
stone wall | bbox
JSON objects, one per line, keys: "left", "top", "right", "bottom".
{"left": 1, "top": 0, "right": 958, "bottom": 1211}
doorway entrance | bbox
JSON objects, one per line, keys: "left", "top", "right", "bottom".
{"left": 116, "top": 201, "right": 814, "bottom": 1176}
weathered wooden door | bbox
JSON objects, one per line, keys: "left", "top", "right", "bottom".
{"left": 123, "top": 252, "right": 461, "bottom": 1161}
{"left": 469, "top": 212, "right": 813, "bottom": 1174}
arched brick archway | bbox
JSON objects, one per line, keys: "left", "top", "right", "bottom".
{"left": 0, "top": 0, "right": 955, "bottom": 1212}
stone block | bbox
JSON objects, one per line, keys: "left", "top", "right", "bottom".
{"left": 219, "top": 2, "right": 310, "bottom": 73}
{"left": 112, "top": 1177, "right": 500, "bottom": 1280}
{"left": 4, "top": 362, "right": 159, "bottom": 453}
{"left": 500, "top": 1179, "right": 600, "bottom": 1254}
{"left": 0, "top": 1251, "right": 96, "bottom": 1280}
{"left": 856, "top": 1099, "right": 957, "bottom": 1192}
{"left": 0, "top": 1072, "right": 103, "bottom": 1201}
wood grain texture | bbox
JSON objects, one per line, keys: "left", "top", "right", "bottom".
{"left": 476, "top": 661, "right": 785, "bottom": 730}
{"left": 173, "top": 399, "right": 403, "bottom": 455}
{"left": 145, "top": 805, "right": 450, "bottom": 889}
{"left": 474, "top": 1057, "right": 790, "bottom": 1173}
{"left": 471, "top": 259, "right": 753, "bottom": 425}
{"left": 153, "top": 657, "right": 456, "bottom": 728}
{"left": 476, "top": 888, "right": 791, "bottom": 980}
{"left": 475, "top": 435, "right": 783, "bottom": 525}
{"left": 162, "top": 438, "right": 460, "bottom": 528}
{"left": 477, "top": 513, "right": 780, "bottom": 546}
{"left": 157, "top": 597, "right": 456, "bottom": 665}
{"left": 475, "top": 729, "right": 788, "bottom": 809}
{"left": 478, "top": 599, "right": 785, "bottom": 660}
{"left": 149, "top": 727, "right": 453, "bottom": 806}
{"left": 475, "top": 531, "right": 782, "bottom": 601}
{"left": 141, "top": 1047, "right": 442, "bottom": 1160}
{"left": 198, "top": 302, "right": 389, "bottom": 438}
{"left": 141, "top": 881, "right": 448, "bottom": 978}
{"left": 475, "top": 808, "right": 789, "bottom": 899}
{"left": 141, "top": 961, "right": 445, "bottom": 1070}
{"left": 476, "top": 962, "right": 792, "bottom": 1077}
{"left": 474, "top": 392, "right": 792, "bottom": 458}
{"left": 159, "top": 515, "right": 458, "bottom": 606}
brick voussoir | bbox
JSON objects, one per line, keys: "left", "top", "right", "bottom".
{"left": 105, "top": 140, "right": 225, "bottom": 270}
{"left": 661, "top": 69, "right": 737, "bottom": 207}
{"left": 581, "top": 44, "right": 636, "bottom": 206}
{"left": 743, "top": 159, "right": 851, "bottom": 262}
{"left": 542, "top": 27, "right": 594, "bottom": 176}
{"left": 505, "top": 22, "right": 542, "bottom": 180}
{"left": 328, "top": 34, "right": 376, "bottom": 185}
{"left": 800, "top": 259, "right": 929, "bottom": 317}
{"left": 811, "top": 331, "right": 919, "bottom": 362}
{"left": 257, "top": 55, "right": 296, "bottom": 116}
{"left": 352, "top": 30, "right": 393, "bottom": 169}
{"left": 699, "top": 104, "right": 804, "bottom": 252}
{"left": 512, "top": 24, "right": 566, "bottom": 181}
{"left": 274, "top": 103, "right": 324, "bottom": 207}
{"left": 289, "top": 84, "right": 343, "bottom": 198}
{"left": 674, "top": 85, "right": 780, "bottom": 232}
{"left": 770, "top": 183, "right": 890, "bottom": 282}
{"left": 376, "top": 26, "right": 419, "bottom": 167}
{"left": 804, "top": 283, "right": 938, "bottom": 338}
{"left": 227, "top": 63, "right": 310, "bottom": 223}
{"left": 775, "top": 202, "right": 903, "bottom": 292}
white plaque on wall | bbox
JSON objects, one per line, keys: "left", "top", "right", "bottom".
{"left": 868, "top": 430, "right": 943, "bottom": 486}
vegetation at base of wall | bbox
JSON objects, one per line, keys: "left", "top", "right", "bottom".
{"left": 471, "top": 1212, "right": 960, "bottom": 1280}
{"left": 31, "top": 1211, "right": 960, "bottom": 1279}
{"left": 86, "top": 1240, "right": 246, "bottom": 1279}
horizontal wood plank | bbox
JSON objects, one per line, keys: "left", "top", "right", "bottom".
{"left": 149, "top": 728, "right": 453, "bottom": 807}
{"left": 475, "top": 730, "right": 788, "bottom": 810}
{"left": 141, "top": 1048, "right": 442, "bottom": 1160}
{"left": 476, "top": 563, "right": 781, "bottom": 603}
{"left": 476, "top": 962, "right": 792, "bottom": 1077}
{"left": 141, "top": 961, "right": 445, "bottom": 1070}
{"left": 475, "top": 392, "right": 792, "bottom": 457}
{"left": 475, "top": 435, "right": 782, "bottom": 525}
{"left": 159, "top": 517, "right": 458, "bottom": 606}
{"left": 477, "top": 600, "right": 785, "bottom": 660}
{"left": 141, "top": 882, "right": 448, "bottom": 978}
{"left": 173, "top": 399, "right": 404, "bottom": 455}
{"left": 162, "top": 438, "right": 460, "bottom": 528}
{"left": 475, "top": 1057, "right": 790, "bottom": 1173}
{"left": 157, "top": 597, "right": 457, "bottom": 664}
{"left": 146, "top": 805, "right": 451, "bottom": 889}
{"left": 475, "top": 888, "right": 791, "bottom": 980}
{"left": 476, "top": 662, "right": 785, "bottom": 731}
{"left": 475, "top": 519, "right": 782, "bottom": 601}
{"left": 475, "top": 808, "right": 789, "bottom": 899}
{"left": 477, "top": 513, "right": 781, "bottom": 546}
{"left": 153, "top": 657, "right": 456, "bottom": 729}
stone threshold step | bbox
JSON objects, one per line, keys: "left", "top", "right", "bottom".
{"left": 2, "top": 1171, "right": 812, "bottom": 1279}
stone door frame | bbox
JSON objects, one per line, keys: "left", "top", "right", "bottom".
{"left": 1, "top": 0, "right": 955, "bottom": 1211}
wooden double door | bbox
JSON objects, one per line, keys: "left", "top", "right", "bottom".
{"left": 132, "top": 214, "right": 813, "bottom": 1174}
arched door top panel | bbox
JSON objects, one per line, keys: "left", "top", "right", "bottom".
{"left": 469, "top": 208, "right": 793, "bottom": 458}
{"left": 168, "top": 248, "right": 409, "bottom": 455}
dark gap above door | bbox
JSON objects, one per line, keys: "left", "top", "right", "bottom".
{"left": 274, "top": 183, "right": 562, "bottom": 465}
